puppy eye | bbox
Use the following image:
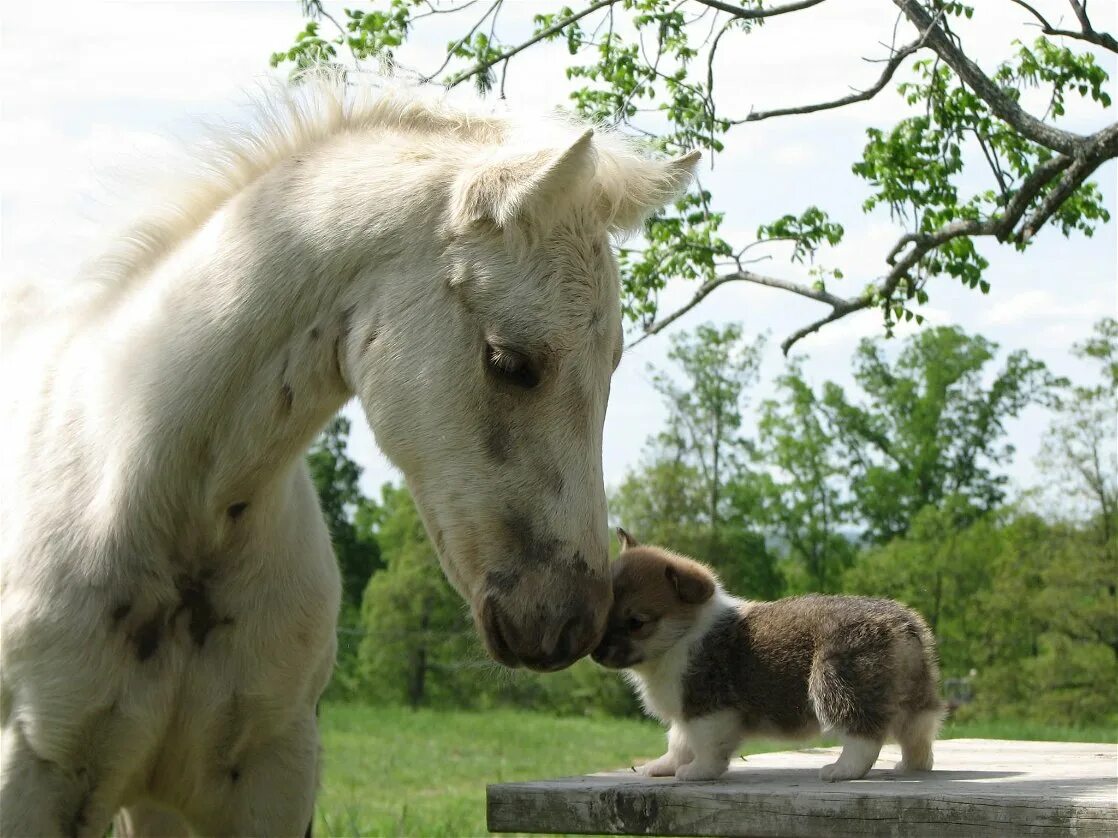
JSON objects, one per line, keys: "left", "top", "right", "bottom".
{"left": 485, "top": 343, "right": 539, "bottom": 390}
{"left": 626, "top": 615, "right": 648, "bottom": 632}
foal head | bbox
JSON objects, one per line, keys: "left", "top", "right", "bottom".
{"left": 349, "top": 123, "right": 697, "bottom": 671}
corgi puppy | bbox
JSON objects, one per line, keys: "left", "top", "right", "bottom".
{"left": 592, "top": 529, "right": 944, "bottom": 782}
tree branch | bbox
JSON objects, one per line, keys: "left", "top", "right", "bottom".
{"left": 692, "top": 0, "right": 828, "bottom": 19}
{"left": 894, "top": 0, "right": 1090, "bottom": 154}
{"left": 445, "top": 0, "right": 618, "bottom": 88}
{"left": 1008, "top": 0, "right": 1118, "bottom": 52}
{"left": 639, "top": 123, "right": 1116, "bottom": 356}
{"left": 733, "top": 37, "right": 924, "bottom": 124}
{"left": 629, "top": 269, "right": 850, "bottom": 348}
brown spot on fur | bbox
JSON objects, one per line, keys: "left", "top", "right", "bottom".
{"left": 364, "top": 328, "right": 379, "bottom": 354}
{"left": 332, "top": 336, "right": 345, "bottom": 382}
{"left": 175, "top": 574, "right": 231, "bottom": 648}
{"left": 486, "top": 568, "right": 519, "bottom": 594}
{"left": 503, "top": 512, "right": 563, "bottom": 567}
{"left": 280, "top": 383, "right": 294, "bottom": 413}
{"left": 309, "top": 326, "right": 321, "bottom": 340}
{"left": 133, "top": 613, "right": 163, "bottom": 662}
{"left": 110, "top": 602, "right": 131, "bottom": 626}
{"left": 230, "top": 766, "right": 241, "bottom": 783}
{"left": 227, "top": 502, "right": 248, "bottom": 520}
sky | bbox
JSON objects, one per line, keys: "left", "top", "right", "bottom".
{"left": 2, "top": 0, "right": 1115, "bottom": 504}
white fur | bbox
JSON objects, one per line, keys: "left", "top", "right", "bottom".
{"left": 626, "top": 589, "right": 739, "bottom": 722}
{"left": 626, "top": 590, "right": 740, "bottom": 781}
{"left": 673, "top": 710, "right": 742, "bottom": 781}
{"left": 820, "top": 735, "right": 883, "bottom": 782}
{"left": 0, "top": 76, "right": 697, "bottom": 835}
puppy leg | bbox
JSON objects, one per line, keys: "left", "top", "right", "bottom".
{"left": 819, "top": 734, "right": 882, "bottom": 782}
{"left": 894, "top": 708, "right": 941, "bottom": 773}
{"left": 639, "top": 724, "right": 693, "bottom": 777}
{"left": 673, "top": 711, "right": 739, "bottom": 781}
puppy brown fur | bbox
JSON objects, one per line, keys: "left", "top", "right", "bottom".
{"left": 593, "top": 530, "right": 944, "bottom": 782}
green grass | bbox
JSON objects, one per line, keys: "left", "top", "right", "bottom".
{"left": 942, "top": 718, "right": 1117, "bottom": 742}
{"left": 316, "top": 705, "right": 659, "bottom": 837}
{"left": 315, "top": 704, "right": 1115, "bottom": 837}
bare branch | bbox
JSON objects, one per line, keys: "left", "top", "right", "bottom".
{"left": 733, "top": 37, "right": 923, "bottom": 124}
{"left": 691, "top": 0, "right": 828, "bottom": 19}
{"left": 1008, "top": 0, "right": 1118, "bottom": 52}
{"left": 423, "top": 0, "right": 503, "bottom": 83}
{"left": 1006, "top": 0, "right": 1053, "bottom": 30}
{"left": 629, "top": 269, "right": 849, "bottom": 349}
{"left": 445, "top": 0, "right": 618, "bottom": 88}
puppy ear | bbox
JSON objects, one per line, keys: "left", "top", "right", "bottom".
{"left": 616, "top": 527, "right": 639, "bottom": 551}
{"left": 665, "top": 561, "right": 715, "bottom": 605}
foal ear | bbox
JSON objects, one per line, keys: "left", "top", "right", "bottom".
{"left": 605, "top": 149, "right": 702, "bottom": 233}
{"left": 453, "top": 130, "right": 595, "bottom": 229}
{"left": 616, "top": 527, "right": 639, "bottom": 551}
{"left": 664, "top": 560, "right": 715, "bottom": 605}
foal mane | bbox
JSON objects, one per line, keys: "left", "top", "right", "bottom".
{"left": 79, "top": 72, "right": 682, "bottom": 307}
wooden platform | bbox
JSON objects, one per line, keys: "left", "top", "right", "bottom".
{"left": 487, "top": 739, "right": 1117, "bottom": 836}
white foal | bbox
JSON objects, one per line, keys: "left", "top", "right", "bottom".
{"left": 0, "top": 78, "right": 698, "bottom": 836}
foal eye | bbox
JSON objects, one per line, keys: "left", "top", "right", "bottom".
{"left": 626, "top": 615, "right": 648, "bottom": 632}
{"left": 485, "top": 343, "right": 540, "bottom": 390}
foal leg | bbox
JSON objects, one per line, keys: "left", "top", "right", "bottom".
{"left": 0, "top": 722, "right": 115, "bottom": 837}
{"left": 187, "top": 712, "right": 320, "bottom": 838}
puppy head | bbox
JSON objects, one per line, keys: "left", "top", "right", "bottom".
{"left": 591, "top": 528, "right": 717, "bottom": 669}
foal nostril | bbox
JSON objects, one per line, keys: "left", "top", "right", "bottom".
{"left": 481, "top": 596, "right": 520, "bottom": 668}
{"left": 549, "top": 612, "right": 583, "bottom": 665}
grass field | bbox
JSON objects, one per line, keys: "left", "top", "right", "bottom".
{"left": 315, "top": 703, "right": 1115, "bottom": 836}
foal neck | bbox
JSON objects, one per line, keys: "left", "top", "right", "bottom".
{"left": 93, "top": 185, "right": 386, "bottom": 529}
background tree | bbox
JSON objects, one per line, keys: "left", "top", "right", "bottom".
{"left": 307, "top": 416, "right": 383, "bottom": 610}
{"left": 821, "top": 326, "right": 1053, "bottom": 543}
{"left": 611, "top": 323, "right": 781, "bottom": 596}
{"left": 359, "top": 483, "right": 475, "bottom": 708}
{"left": 757, "top": 360, "right": 856, "bottom": 592}
{"left": 275, "top": 0, "right": 1114, "bottom": 353}
{"left": 1038, "top": 317, "right": 1118, "bottom": 546}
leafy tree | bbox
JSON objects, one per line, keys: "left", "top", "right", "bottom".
{"left": 612, "top": 324, "right": 781, "bottom": 597}
{"left": 967, "top": 514, "right": 1117, "bottom": 725}
{"left": 844, "top": 499, "right": 998, "bottom": 674}
{"left": 651, "top": 323, "right": 765, "bottom": 538}
{"left": 1038, "top": 317, "right": 1118, "bottom": 546}
{"left": 358, "top": 483, "right": 476, "bottom": 707}
{"left": 821, "top": 326, "right": 1053, "bottom": 543}
{"left": 757, "top": 360, "right": 856, "bottom": 592}
{"left": 275, "top": 0, "right": 1114, "bottom": 353}
{"left": 307, "top": 416, "right": 382, "bottom": 610}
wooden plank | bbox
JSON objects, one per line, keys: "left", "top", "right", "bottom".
{"left": 487, "top": 739, "right": 1118, "bottom": 837}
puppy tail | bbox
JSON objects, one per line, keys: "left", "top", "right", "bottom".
{"left": 808, "top": 652, "right": 858, "bottom": 733}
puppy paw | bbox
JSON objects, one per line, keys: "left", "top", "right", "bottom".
{"left": 819, "top": 761, "right": 870, "bottom": 782}
{"left": 674, "top": 761, "right": 726, "bottom": 782}
{"left": 637, "top": 758, "right": 677, "bottom": 777}
{"left": 893, "top": 759, "right": 932, "bottom": 775}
